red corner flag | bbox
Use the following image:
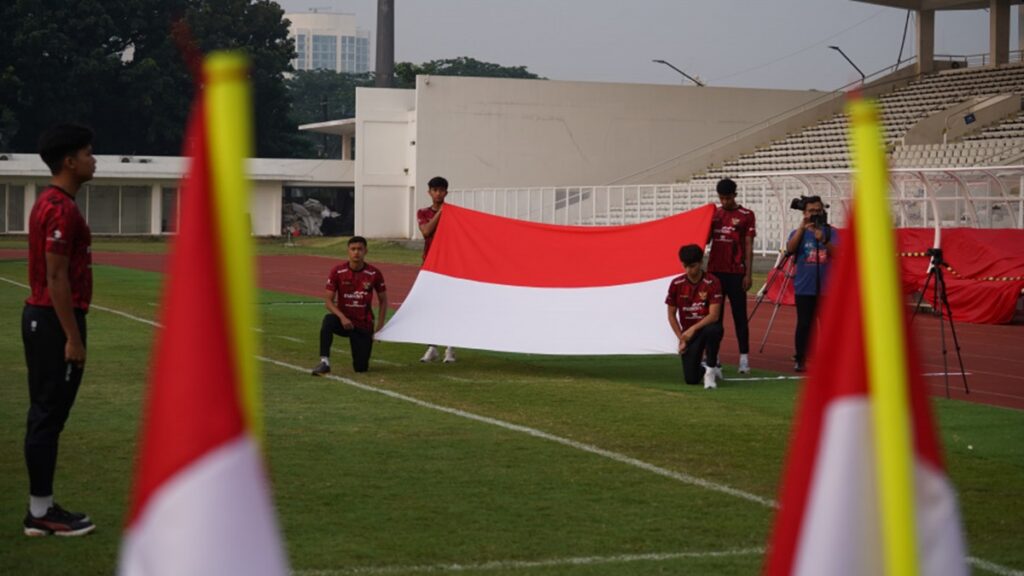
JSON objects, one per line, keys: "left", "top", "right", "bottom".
{"left": 764, "top": 99, "right": 967, "bottom": 575}
{"left": 118, "top": 53, "right": 288, "bottom": 575}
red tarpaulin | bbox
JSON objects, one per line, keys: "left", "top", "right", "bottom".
{"left": 757, "top": 228, "right": 1024, "bottom": 324}
{"left": 897, "top": 228, "right": 1024, "bottom": 325}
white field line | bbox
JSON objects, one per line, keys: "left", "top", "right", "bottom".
{"left": 292, "top": 547, "right": 765, "bottom": 575}
{"left": 725, "top": 373, "right": 972, "bottom": 382}
{"left": 725, "top": 375, "right": 802, "bottom": 382}
{"left": 331, "top": 347, "right": 405, "bottom": 367}
{"left": 1, "top": 275, "right": 1020, "bottom": 576}
{"left": 260, "top": 355, "right": 776, "bottom": 508}
{"left": 968, "top": 557, "right": 1024, "bottom": 576}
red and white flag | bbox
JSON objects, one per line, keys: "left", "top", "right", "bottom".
{"left": 376, "top": 204, "right": 714, "bottom": 355}
{"left": 118, "top": 53, "right": 288, "bottom": 576}
{"left": 764, "top": 98, "right": 967, "bottom": 576}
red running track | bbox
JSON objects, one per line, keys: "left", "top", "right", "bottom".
{"left": 3, "top": 250, "right": 1021, "bottom": 410}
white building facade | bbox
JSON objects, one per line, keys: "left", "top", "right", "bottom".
{"left": 287, "top": 11, "right": 371, "bottom": 74}
{"left": 0, "top": 155, "right": 354, "bottom": 237}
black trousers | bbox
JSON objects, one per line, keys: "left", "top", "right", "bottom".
{"left": 794, "top": 294, "right": 819, "bottom": 363}
{"left": 679, "top": 323, "right": 723, "bottom": 385}
{"left": 319, "top": 314, "right": 374, "bottom": 373}
{"left": 715, "top": 272, "right": 750, "bottom": 354}
{"left": 23, "top": 305, "right": 86, "bottom": 497}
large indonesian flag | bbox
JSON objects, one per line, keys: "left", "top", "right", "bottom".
{"left": 376, "top": 204, "right": 714, "bottom": 355}
{"left": 764, "top": 99, "right": 967, "bottom": 575}
{"left": 118, "top": 53, "right": 288, "bottom": 576}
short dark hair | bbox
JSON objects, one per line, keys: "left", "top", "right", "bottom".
{"left": 348, "top": 236, "right": 368, "bottom": 247}
{"left": 38, "top": 124, "right": 94, "bottom": 175}
{"left": 427, "top": 176, "right": 449, "bottom": 190}
{"left": 803, "top": 195, "right": 823, "bottom": 208}
{"left": 678, "top": 244, "right": 704, "bottom": 266}
{"left": 716, "top": 178, "right": 737, "bottom": 196}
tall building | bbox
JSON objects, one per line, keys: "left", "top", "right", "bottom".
{"left": 286, "top": 11, "right": 371, "bottom": 74}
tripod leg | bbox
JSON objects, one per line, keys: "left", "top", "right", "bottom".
{"left": 911, "top": 267, "right": 935, "bottom": 323}
{"left": 749, "top": 253, "right": 789, "bottom": 323}
{"left": 759, "top": 266, "right": 793, "bottom": 354}
{"left": 936, "top": 269, "right": 970, "bottom": 395}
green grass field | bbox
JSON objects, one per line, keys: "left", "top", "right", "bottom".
{"left": 1, "top": 258, "right": 1022, "bottom": 575}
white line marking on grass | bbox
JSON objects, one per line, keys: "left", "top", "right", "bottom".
{"left": 292, "top": 547, "right": 765, "bottom": 575}
{"left": 922, "top": 372, "right": 973, "bottom": 377}
{"left": 0, "top": 276, "right": 30, "bottom": 289}
{"left": 969, "top": 557, "right": 1024, "bottom": 576}
{"left": 440, "top": 375, "right": 478, "bottom": 383}
{"left": 4, "top": 280, "right": 1020, "bottom": 576}
{"left": 260, "top": 355, "right": 776, "bottom": 508}
{"left": 331, "top": 347, "right": 405, "bottom": 367}
{"left": 724, "top": 375, "right": 802, "bottom": 382}
{"left": 91, "top": 304, "right": 161, "bottom": 327}
{"left": 274, "top": 335, "right": 304, "bottom": 343}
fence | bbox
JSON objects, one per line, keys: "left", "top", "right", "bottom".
{"left": 447, "top": 167, "right": 1024, "bottom": 255}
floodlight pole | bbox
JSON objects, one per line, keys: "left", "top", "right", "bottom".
{"left": 828, "top": 45, "right": 866, "bottom": 84}
{"left": 652, "top": 59, "right": 705, "bottom": 87}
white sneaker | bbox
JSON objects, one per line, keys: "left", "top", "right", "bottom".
{"left": 703, "top": 368, "right": 718, "bottom": 389}
{"left": 714, "top": 365, "right": 724, "bottom": 380}
{"left": 443, "top": 346, "right": 457, "bottom": 363}
{"left": 738, "top": 354, "right": 750, "bottom": 374}
{"left": 420, "top": 346, "right": 439, "bottom": 363}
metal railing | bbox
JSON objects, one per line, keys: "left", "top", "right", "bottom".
{"left": 448, "top": 167, "right": 1024, "bottom": 255}
{"left": 935, "top": 50, "right": 1024, "bottom": 69}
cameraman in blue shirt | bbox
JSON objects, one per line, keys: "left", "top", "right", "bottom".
{"left": 785, "top": 196, "right": 838, "bottom": 372}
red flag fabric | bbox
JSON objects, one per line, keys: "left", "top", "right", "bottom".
{"left": 377, "top": 204, "right": 715, "bottom": 354}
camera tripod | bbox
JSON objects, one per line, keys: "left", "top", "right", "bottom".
{"left": 911, "top": 248, "right": 969, "bottom": 398}
{"left": 748, "top": 250, "right": 795, "bottom": 353}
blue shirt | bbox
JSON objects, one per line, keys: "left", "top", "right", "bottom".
{"left": 789, "top": 227, "right": 839, "bottom": 296}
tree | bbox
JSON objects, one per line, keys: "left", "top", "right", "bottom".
{"left": 393, "top": 57, "right": 543, "bottom": 89}
{"left": 0, "top": 0, "right": 309, "bottom": 158}
{"left": 286, "top": 70, "right": 373, "bottom": 158}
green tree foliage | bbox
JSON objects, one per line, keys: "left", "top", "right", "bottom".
{"left": 0, "top": 0, "right": 310, "bottom": 158}
{"left": 393, "top": 56, "right": 543, "bottom": 89}
{"left": 286, "top": 70, "right": 373, "bottom": 158}
{"left": 283, "top": 59, "right": 541, "bottom": 158}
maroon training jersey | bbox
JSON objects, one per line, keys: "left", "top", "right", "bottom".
{"left": 325, "top": 262, "right": 386, "bottom": 331}
{"left": 707, "top": 205, "right": 756, "bottom": 275}
{"left": 416, "top": 206, "right": 440, "bottom": 261}
{"left": 26, "top": 186, "right": 92, "bottom": 311}
{"left": 665, "top": 272, "right": 723, "bottom": 331}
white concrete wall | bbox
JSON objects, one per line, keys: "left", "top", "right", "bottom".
{"left": 250, "top": 183, "right": 282, "bottom": 236}
{"left": 0, "top": 155, "right": 348, "bottom": 236}
{"left": 413, "top": 76, "right": 825, "bottom": 191}
{"left": 354, "top": 87, "right": 416, "bottom": 237}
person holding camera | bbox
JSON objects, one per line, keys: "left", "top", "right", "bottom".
{"left": 785, "top": 196, "right": 838, "bottom": 372}
{"left": 707, "top": 178, "right": 756, "bottom": 374}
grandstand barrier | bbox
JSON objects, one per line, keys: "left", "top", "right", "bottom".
{"left": 447, "top": 166, "right": 1024, "bottom": 257}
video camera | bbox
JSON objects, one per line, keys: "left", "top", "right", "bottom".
{"left": 790, "top": 195, "right": 829, "bottom": 227}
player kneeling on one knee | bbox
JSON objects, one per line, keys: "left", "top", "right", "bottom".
{"left": 666, "top": 244, "right": 725, "bottom": 389}
{"left": 311, "top": 236, "right": 388, "bottom": 376}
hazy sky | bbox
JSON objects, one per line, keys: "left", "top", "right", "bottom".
{"left": 277, "top": 0, "right": 1021, "bottom": 91}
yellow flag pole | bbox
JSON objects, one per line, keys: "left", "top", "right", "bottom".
{"left": 848, "top": 98, "right": 919, "bottom": 575}
{"left": 203, "top": 52, "right": 263, "bottom": 442}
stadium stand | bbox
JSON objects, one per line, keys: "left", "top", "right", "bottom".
{"left": 700, "top": 62, "right": 1024, "bottom": 178}
{"left": 572, "top": 63, "right": 1024, "bottom": 230}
